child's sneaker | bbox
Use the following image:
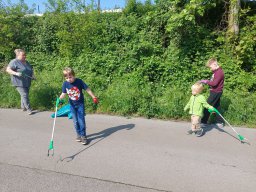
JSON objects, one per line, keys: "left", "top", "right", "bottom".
{"left": 81, "top": 136, "right": 88, "bottom": 145}
{"left": 216, "top": 123, "right": 225, "bottom": 129}
{"left": 195, "top": 128, "right": 203, "bottom": 137}
{"left": 187, "top": 129, "right": 194, "bottom": 135}
{"left": 76, "top": 136, "right": 82, "bottom": 142}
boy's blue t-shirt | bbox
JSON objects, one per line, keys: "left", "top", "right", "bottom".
{"left": 62, "top": 78, "right": 88, "bottom": 106}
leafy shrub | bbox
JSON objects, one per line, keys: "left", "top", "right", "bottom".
{"left": 0, "top": 0, "right": 255, "bottom": 127}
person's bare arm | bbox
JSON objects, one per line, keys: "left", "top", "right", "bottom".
{"left": 6, "top": 66, "right": 21, "bottom": 76}
{"left": 59, "top": 93, "right": 66, "bottom": 99}
{"left": 86, "top": 88, "right": 96, "bottom": 99}
{"left": 86, "top": 88, "right": 98, "bottom": 103}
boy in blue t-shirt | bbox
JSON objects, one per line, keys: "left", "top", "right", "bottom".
{"left": 59, "top": 67, "right": 98, "bottom": 145}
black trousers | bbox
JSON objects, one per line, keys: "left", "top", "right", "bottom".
{"left": 201, "top": 91, "right": 224, "bottom": 124}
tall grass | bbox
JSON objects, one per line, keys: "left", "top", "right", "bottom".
{"left": 1, "top": 70, "right": 255, "bottom": 128}
{"left": 221, "top": 91, "right": 256, "bottom": 127}
{"left": 0, "top": 73, "right": 20, "bottom": 108}
{"left": 0, "top": 70, "right": 63, "bottom": 111}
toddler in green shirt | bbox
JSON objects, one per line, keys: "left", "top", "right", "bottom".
{"left": 184, "top": 82, "right": 213, "bottom": 137}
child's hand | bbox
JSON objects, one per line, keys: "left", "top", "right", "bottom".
{"left": 208, "top": 107, "right": 214, "bottom": 113}
{"left": 56, "top": 98, "right": 64, "bottom": 106}
{"left": 208, "top": 107, "right": 220, "bottom": 114}
{"left": 93, "top": 97, "right": 99, "bottom": 104}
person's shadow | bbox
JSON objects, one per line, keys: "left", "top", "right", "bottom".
{"left": 59, "top": 123, "right": 135, "bottom": 162}
{"left": 87, "top": 124, "right": 135, "bottom": 141}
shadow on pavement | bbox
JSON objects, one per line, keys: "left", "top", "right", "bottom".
{"left": 87, "top": 123, "right": 135, "bottom": 141}
{"left": 59, "top": 124, "right": 135, "bottom": 162}
{"left": 203, "top": 124, "right": 250, "bottom": 144}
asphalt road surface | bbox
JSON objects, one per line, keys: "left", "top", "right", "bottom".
{"left": 0, "top": 108, "right": 256, "bottom": 192}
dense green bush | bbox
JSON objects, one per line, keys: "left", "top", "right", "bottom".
{"left": 0, "top": 72, "right": 20, "bottom": 108}
{"left": 0, "top": 0, "right": 255, "bottom": 127}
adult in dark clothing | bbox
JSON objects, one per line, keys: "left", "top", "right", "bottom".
{"left": 6, "top": 49, "right": 35, "bottom": 115}
{"left": 200, "top": 58, "right": 225, "bottom": 128}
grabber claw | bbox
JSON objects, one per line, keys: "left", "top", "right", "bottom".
{"left": 239, "top": 136, "right": 250, "bottom": 145}
{"left": 208, "top": 108, "right": 249, "bottom": 144}
{"left": 47, "top": 149, "right": 54, "bottom": 156}
{"left": 47, "top": 140, "right": 54, "bottom": 157}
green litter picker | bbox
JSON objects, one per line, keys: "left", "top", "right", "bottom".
{"left": 48, "top": 98, "right": 62, "bottom": 156}
{"left": 21, "top": 71, "right": 35, "bottom": 80}
{"left": 208, "top": 108, "right": 249, "bottom": 143}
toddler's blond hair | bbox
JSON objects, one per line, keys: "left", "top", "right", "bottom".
{"left": 191, "top": 82, "right": 204, "bottom": 94}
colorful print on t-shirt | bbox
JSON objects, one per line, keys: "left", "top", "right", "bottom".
{"left": 62, "top": 78, "right": 88, "bottom": 105}
{"left": 66, "top": 86, "right": 80, "bottom": 101}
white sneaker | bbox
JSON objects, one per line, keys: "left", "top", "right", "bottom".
{"left": 216, "top": 123, "right": 224, "bottom": 128}
{"left": 81, "top": 136, "right": 88, "bottom": 145}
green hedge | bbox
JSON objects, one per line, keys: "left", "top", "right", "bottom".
{"left": 0, "top": 1, "right": 255, "bottom": 127}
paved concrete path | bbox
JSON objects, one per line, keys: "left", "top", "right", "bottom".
{"left": 0, "top": 108, "right": 256, "bottom": 192}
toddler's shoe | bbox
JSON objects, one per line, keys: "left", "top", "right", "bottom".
{"left": 195, "top": 128, "right": 204, "bottom": 137}
{"left": 187, "top": 129, "right": 195, "bottom": 135}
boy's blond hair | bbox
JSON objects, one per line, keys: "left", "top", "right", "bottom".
{"left": 206, "top": 58, "right": 218, "bottom": 67}
{"left": 63, "top": 67, "right": 75, "bottom": 77}
{"left": 191, "top": 82, "right": 204, "bottom": 94}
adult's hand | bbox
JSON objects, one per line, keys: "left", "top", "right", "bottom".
{"left": 15, "top": 72, "right": 22, "bottom": 77}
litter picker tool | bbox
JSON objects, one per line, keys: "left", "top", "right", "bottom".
{"left": 47, "top": 98, "right": 62, "bottom": 156}
{"left": 208, "top": 108, "right": 249, "bottom": 143}
{"left": 21, "top": 71, "right": 35, "bottom": 80}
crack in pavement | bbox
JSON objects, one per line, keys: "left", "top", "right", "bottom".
{"left": 0, "top": 162, "right": 173, "bottom": 192}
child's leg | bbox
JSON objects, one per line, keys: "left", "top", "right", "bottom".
{"left": 76, "top": 104, "right": 86, "bottom": 137}
{"left": 202, "top": 91, "right": 223, "bottom": 124}
{"left": 213, "top": 95, "right": 224, "bottom": 124}
{"left": 70, "top": 105, "right": 80, "bottom": 136}
{"left": 191, "top": 115, "right": 201, "bottom": 131}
